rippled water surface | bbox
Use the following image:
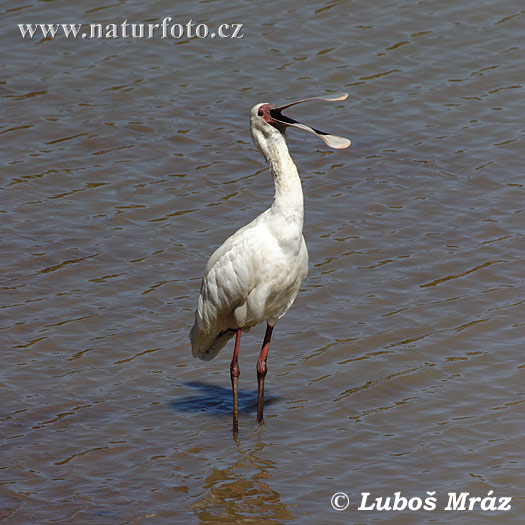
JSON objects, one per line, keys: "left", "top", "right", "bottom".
{"left": 2, "top": 0, "right": 524, "bottom": 523}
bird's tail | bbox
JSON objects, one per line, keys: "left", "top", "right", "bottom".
{"left": 190, "top": 323, "right": 236, "bottom": 361}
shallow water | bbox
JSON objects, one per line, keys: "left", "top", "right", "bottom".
{"left": 1, "top": 0, "right": 524, "bottom": 523}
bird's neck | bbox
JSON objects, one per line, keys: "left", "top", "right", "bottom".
{"left": 265, "top": 135, "right": 304, "bottom": 220}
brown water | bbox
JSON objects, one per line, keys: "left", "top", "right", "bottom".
{"left": 2, "top": 0, "right": 524, "bottom": 523}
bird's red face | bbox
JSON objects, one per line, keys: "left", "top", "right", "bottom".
{"left": 257, "top": 103, "right": 287, "bottom": 132}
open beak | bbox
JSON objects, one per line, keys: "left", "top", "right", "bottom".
{"left": 269, "top": 93, "right": 351, "bottom": 149}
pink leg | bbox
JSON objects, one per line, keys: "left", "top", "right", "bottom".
{"left": 230, "top": 329, "right": 242, "bottom": 434}
{"left": 257, "top": 323, "right": 274, "bottom": 423}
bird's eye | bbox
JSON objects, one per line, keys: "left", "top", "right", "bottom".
{"left": 258, "top": 108, "right": 263, "bottom": 116}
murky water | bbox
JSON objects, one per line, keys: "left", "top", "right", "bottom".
{"left": 2, "top": 0, "right": 524, "bottom": 523}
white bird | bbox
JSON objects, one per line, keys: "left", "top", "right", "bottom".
{"left": 190, "top": 93, "right": 351, "bottom": 433}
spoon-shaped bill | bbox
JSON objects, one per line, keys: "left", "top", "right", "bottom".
{"left": 285, "top": 121, "right": 351, "bottom": 149}
{"left": 271, "top": 93, "right": 349, "bottom": 112}
{"left": 269, "top": 93, "right": 351, "bottom": 149}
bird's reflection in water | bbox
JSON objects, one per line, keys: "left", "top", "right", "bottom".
{"left": 191, "top": 439, "right": 295, "bottom": 523}
{"left": 172, "top": 381, "right": 279, "bottom": 416}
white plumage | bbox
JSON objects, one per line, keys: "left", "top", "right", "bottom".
{"left": 189, "top": 94, "right": 350, "bottom": 432}
{"left": 190, "top": 105, "right": 308, "bottom": 360}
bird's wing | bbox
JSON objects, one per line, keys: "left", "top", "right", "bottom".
{"left": 201, "top": 231, "right": 261, "bottom": 320}
{"left": 202, "top": 212, "right": 268, "bottom": 276}
{"left": 191, "top": 216, "right": 269, "bottom": 359}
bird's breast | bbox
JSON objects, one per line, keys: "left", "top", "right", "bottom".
{"left": 239, "top": 230, "right": 308, "bottom": 326}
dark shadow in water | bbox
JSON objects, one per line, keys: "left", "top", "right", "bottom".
{"left": 170, "top": 381, "right": 279, "bottom": 415}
